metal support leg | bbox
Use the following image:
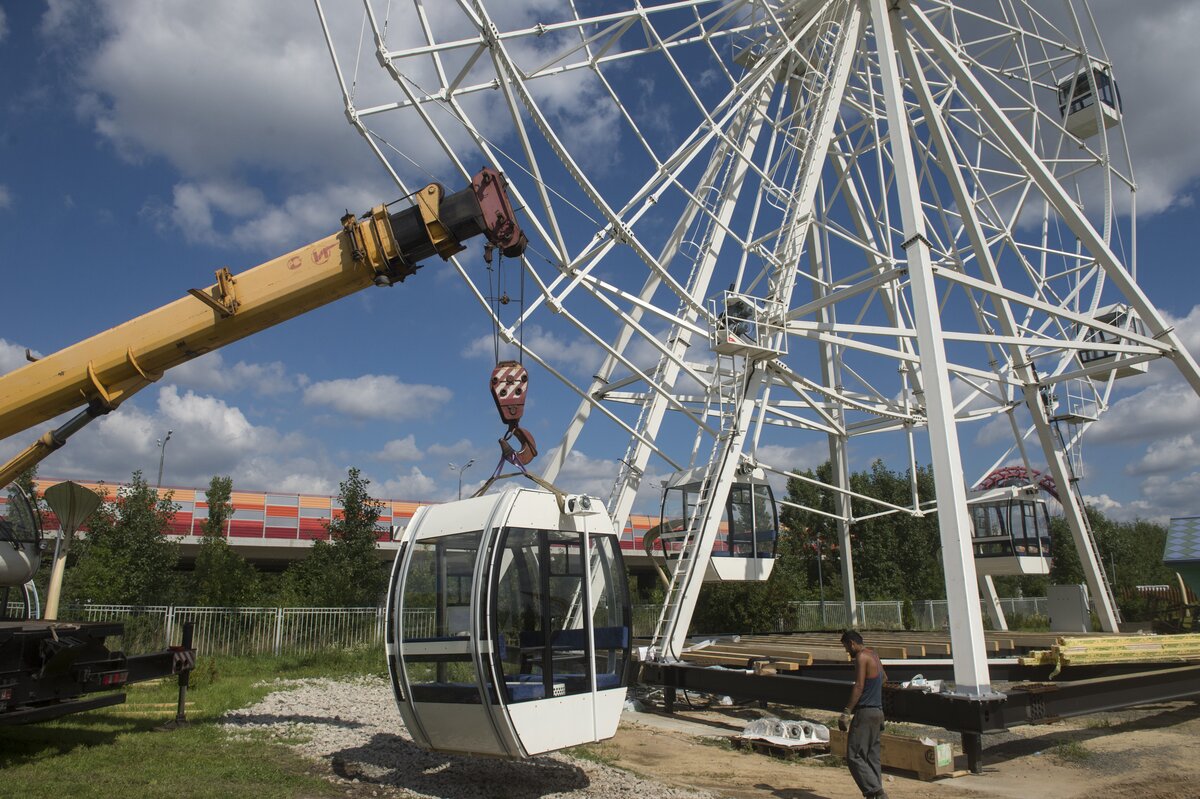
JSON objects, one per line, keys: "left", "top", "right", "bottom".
{"left": 160, "top": 622, "right": 194, "bottom": 731}
{"left": 664, "top": 685, "right": 676, "bottom": 714}
{"left": 962, "top": 732, "right": 983, "bottom": 774}
{"left": 979, "top": 574, "right": 1008, "bottom": 631}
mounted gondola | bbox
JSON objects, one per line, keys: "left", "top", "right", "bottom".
{"left": 1057, "top": 61, "right": 1122, "bottom": 139}
{"left": 967, "top": 483, "right": 1052, "bottom": 577}
{"left": 386, "top": 486, "right": 631, "bottom": 758}
{"left": 1077, "top": 303, "right": 1149, "bottom": 378}
{"left": 654, "top": 466, "right": 778, "bottom": 581}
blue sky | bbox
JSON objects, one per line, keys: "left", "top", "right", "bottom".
{"left": 1, "top": 0, "right": 1198, "bottom": 523}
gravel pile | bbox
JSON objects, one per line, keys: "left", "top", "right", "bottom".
{"left": 222, "top": 676, "right": 711, "bottom": 799}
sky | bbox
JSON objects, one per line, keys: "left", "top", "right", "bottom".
{"left": 0, "top": 0, "right": 1198, "bottom": 524}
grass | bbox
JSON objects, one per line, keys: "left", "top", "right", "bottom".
{"left": 0, "top": 647, "right": 386, "bottom": 799}
{"left": 1049, "top": 739, "right": 1093, "bottom": 764}
{"left": 564, "top": 741, "right": 623, "bottom": 767}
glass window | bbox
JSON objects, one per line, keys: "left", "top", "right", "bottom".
{"left": 0, "top": 490, "right": 41, "bottom": 544}
{"left": 727, "top": 485, "right": 754, "bottom": 557}
{"left": 589, "top": 534, "right": 631, "bottom": 691}
{"left": 401, "top": 531, "right": 483, "bottom": 704}
{"left": 489, "top": 528, "right": 597, "bottom": 703}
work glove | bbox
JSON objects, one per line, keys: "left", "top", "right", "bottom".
{"left": 837, "top": 713, "right": 851, "bottom": 732}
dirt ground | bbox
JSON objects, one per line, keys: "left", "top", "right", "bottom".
{"left": 600, "top": 698, "right": 1200, "bottom": 799}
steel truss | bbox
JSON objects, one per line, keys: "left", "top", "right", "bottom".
{"left": 316, "top": 0, "right": 1200, "bottom": 696}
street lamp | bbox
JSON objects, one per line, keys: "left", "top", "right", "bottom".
{"left": 156, "top": 430, "right": 174, "bottom": 488}
{"left": 448, "top": 459, "right": 475, "bottom": 500}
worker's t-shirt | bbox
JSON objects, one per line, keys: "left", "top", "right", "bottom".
{"left": 856, "top": 672, "right": 883, "bottom": 709}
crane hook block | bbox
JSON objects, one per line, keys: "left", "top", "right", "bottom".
{"left": 473, "top": 168, "right": 528, "bottom": 259}
{"left": 491, "top": 360, "right": 528, "bottom": 426}
{"left": 500, "top": 426, "right": 538, "bottom": 466}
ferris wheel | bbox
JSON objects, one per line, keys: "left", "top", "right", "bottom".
{"left": 316, "top": 0, "right": 1200, "bottom": 695}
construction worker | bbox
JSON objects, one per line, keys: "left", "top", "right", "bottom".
{"left": 838, "top": 630, "right": 888, "bottom": 799}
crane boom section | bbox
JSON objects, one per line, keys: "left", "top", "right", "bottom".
{"left": 0, "top": 168, "right": 527, "bottom": 447}
{"left": 0, "top": 230, "right": 368, "bottom": 441}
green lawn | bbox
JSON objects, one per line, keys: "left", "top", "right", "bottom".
{"left": 0, "top": 648, "right": 387, "bottom": 799}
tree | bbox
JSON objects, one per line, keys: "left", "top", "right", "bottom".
{"left": 1050, "top": 508, "right": 1176, "bottom": 619}
{"left": 192, "top": 475, "right": 259, "bottom": 606}
{"left": 65, "top": 471, "right": 180, "bottom": 605}
{"left": 281, "top": 467, "right": 388, "bottom": 607}
{"left": 780, "top": 460, "right": 946, "bottom": 602}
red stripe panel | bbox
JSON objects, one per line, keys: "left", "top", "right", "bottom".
{"left": 265, "top": 526, "right": 297, "bottom": 540}
{"left": 229, "top": 520, "right": 263, "bottom": 538}
{"left": 299, "top": 519, "right": 328, "bottom": 541}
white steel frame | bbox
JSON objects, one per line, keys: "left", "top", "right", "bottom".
{"left": 315, "top": 0, "right": 1200, "bottom": 695}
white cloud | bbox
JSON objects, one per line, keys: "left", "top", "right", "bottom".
{"left": 753, "top": 443, "right": 826, "bottom": 474}
{"left": 0, "top": 383, "right": 344, "bottom": 493}
{"left": 378, "top": 435, "right": 422, "bottom": 462}
{"left": 1163, "top": 304, "right": 1200, "bottom": 359}
{"left": 1083, "top": 492, "right": 1132, "bottom": 516}
{"left": 39, "top": 0, "right": 421, "bottom": 250}
{"left": 428, "top": 439, "right": 475, "bottom": 458}
{"left": 380, "top": 467, "right": 439, "bottom": 500}
{"left": 0, "top": 339, "right": 37, "bottom": 375}
{"left": 1089, "top": 381, "right": 1200, "bottom": 444}
{"left": 1136, "top": 472, "right": 1200, "bottom": 523}
{"left": 1091, "top": 1, "right": 1200, "bottom": 213}
{"left": 462, "top": 325, "right": 602, "bottom": 376}
{"left": 168, "top": 351, "right": 302, "bottom": 396}
{"left": 0, "top": 185, "right": 11, "bottom": 210}
{"left": 1128, "top": 434, "right": 1200, "bottom": 476}
{"left": 973, "top": 414, "right": 1016, "bottom": 447}
{"left": 303, "top": 374, "right": 452, "bottom": 420}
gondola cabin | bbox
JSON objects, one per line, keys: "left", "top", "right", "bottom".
{"left": 1077, "top": 304, "right": 1149, "bottom": 378}
{"left": 1057, "top": 63, "right": 1122, "bottom": 140}
{"left": 967, "top": 485, "right": 1052, "bottom": 577}
{"left": 386, "top": 487, "right": 631, "bottom": 758}
{"left": 0, "top": 486, "right": 42, "bottom": 591}
{"left": 656, "top": 466, "right": 778, "bottom": 581}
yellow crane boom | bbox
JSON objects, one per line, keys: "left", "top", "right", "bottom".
{"left": 0, "top": 168, "right": 527, "bottom": 487}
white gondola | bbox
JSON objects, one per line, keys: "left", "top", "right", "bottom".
{"left": 0, "top": 487, "right": 43, "bottom": 590}
{"left": 1057, "top": 62, "right": 1122, "bottom": 139}
{"left": 386, "top": 487, "right": 631, "bottom": 758}
{"left": 967, "top": 485, "right": 1052, "bottom": 577}
{"left": 1078, "top": 303, "right": 1149, "bottom": 378}
{"left": 656, "top": 466, "right": 778, "bottom": 581}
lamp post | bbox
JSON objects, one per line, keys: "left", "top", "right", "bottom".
{"left": 448, "top": 459, "right": 475, "bottom": 500}
{"left": 156, "top": 430, "right": 173, "bottom": 488}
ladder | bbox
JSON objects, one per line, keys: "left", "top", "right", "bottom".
{"left": 650, "top": 356, "right": 745, "bottom": 658}
{"left": 1051, "top": 417, "right": 1121, "bottom": 623}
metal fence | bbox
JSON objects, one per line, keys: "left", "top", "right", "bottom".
{"left": 57, "top": 604, "right": 434, "bottom": 657}
{"left": 39, "top": 597, "right": 1048, "bottom": 656}
{"left": 630, "top": 597, "right": 1049, "bottom": 637}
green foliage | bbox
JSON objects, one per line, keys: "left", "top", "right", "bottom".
{"left": 192, "top": 476, "right": 259, "bottom": 606}
{"left": 781, "top": 460, "right": 946, "bottom": 602}
{"left": 1048, "top": 508, "right": 1175, "bottom": 619}
{"left": 901, "top": 597, "right": 916, "bottom": 631}
{"left": 64, "top": 471, "right": 180, "bottom": 606}
{"left": 280, "top": 467, "right": 388, "bottom": 607}
{"left": 0, "top": 649, "right": 383, "bottom": 798}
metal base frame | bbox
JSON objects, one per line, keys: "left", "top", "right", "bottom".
{"left": 641, "top": 662, "right": 1200, "bottom": 772}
